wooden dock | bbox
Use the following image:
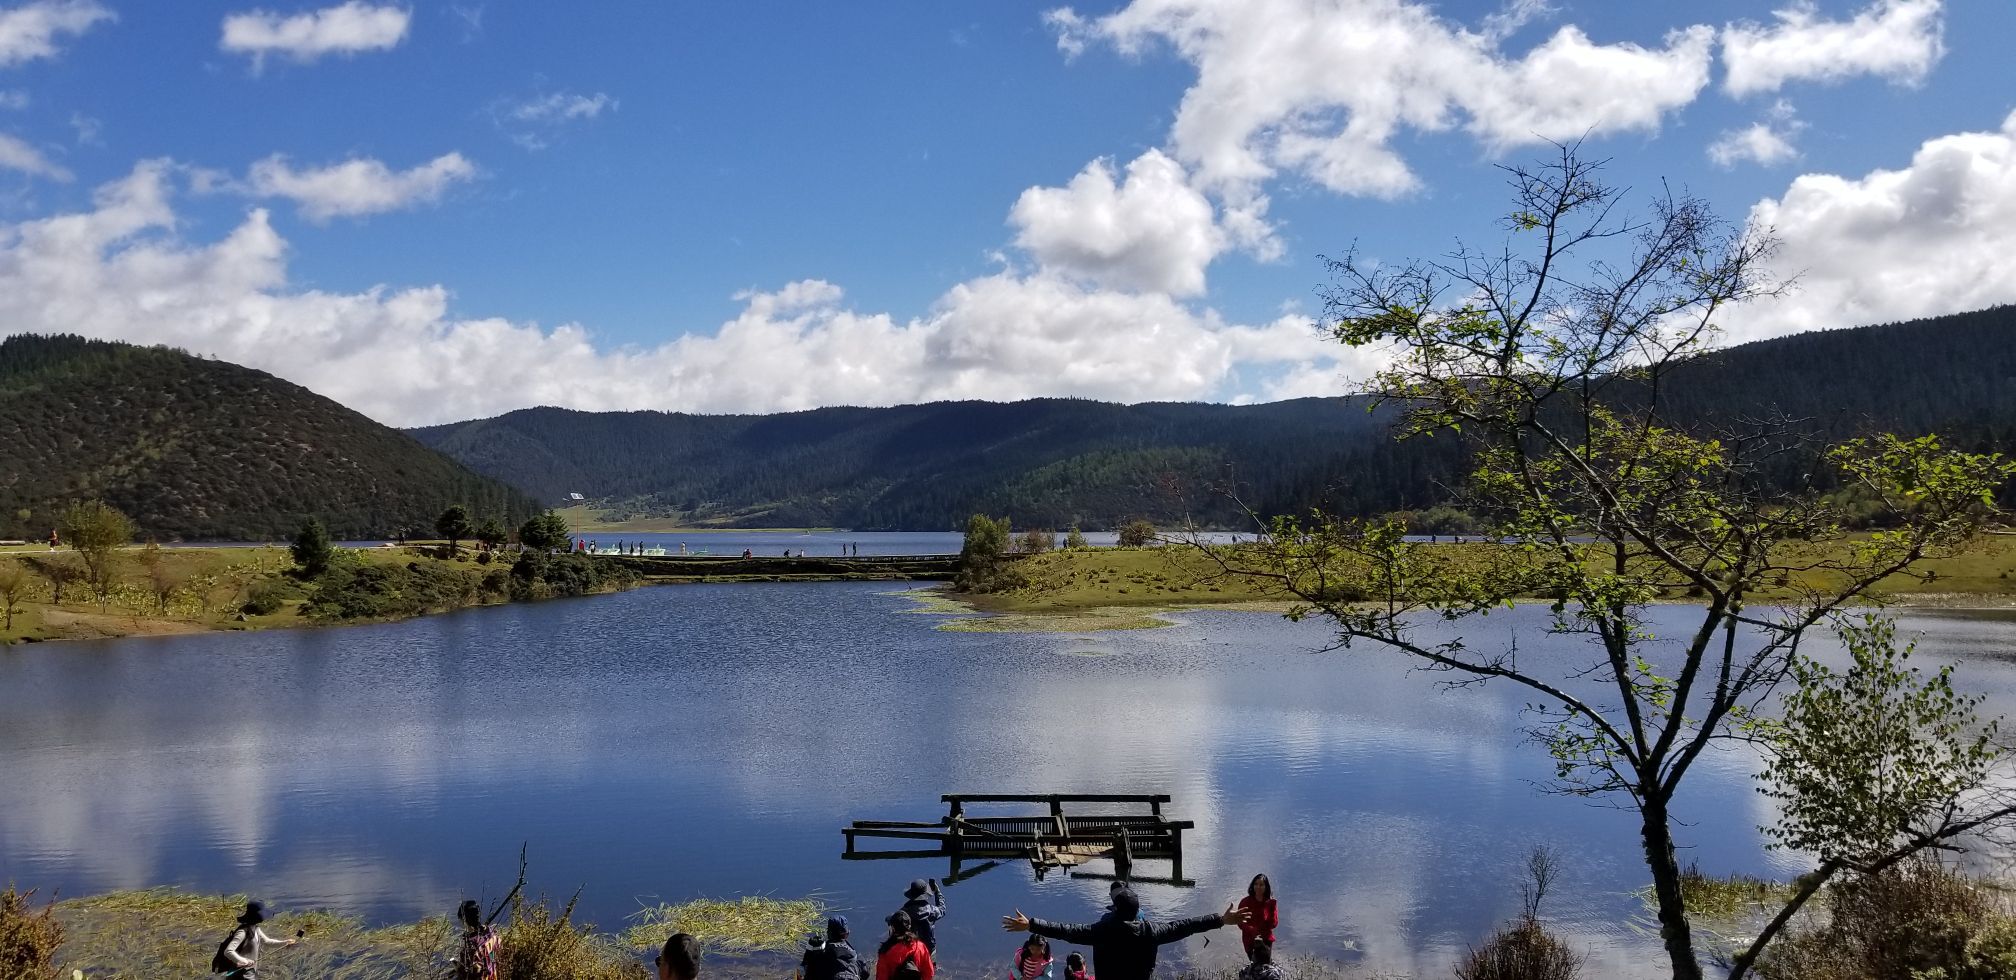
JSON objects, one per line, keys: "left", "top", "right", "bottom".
{"left": 612, "top": 553, "right": 959, "bottom": 581}
{"left": 843, "top": 793, "right": 1194, "bottom": 886}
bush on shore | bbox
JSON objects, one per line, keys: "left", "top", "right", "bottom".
{"left": 1756, "top": 861, "right": 2016, "bottom": 980}
{"left": 1, "top": 885, "right": 63, "bottom": 980}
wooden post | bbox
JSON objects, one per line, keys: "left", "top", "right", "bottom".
{"left": 1112, "top": 828, "right": 1133, "bottom": 881}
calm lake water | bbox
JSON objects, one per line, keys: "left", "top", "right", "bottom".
{"left": 2, "top": 583, "right": 2013, "bottom": 978}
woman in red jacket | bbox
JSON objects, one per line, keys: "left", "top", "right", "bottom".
{"left": 1236, "top": 874, "right": 1277, "bottom": 957}
{"left": 875, "top": 911, "right": 935, "bottom": 980}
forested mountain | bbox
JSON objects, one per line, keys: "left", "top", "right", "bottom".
{"left": 416, "top": 305, "right": 2016, "bottom": 530}
{"left": 0, "top": 335, "right": 540, "bottom": 540}
{"left": 412, "top": 398, "right": 1394, "bottom": 529}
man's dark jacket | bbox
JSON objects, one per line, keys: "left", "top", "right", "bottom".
{"left": 1027, "top": 911, "right": 1225, "bottom": 980}
{"left": 800, "top": 940, "right": 869, "bottom": 980}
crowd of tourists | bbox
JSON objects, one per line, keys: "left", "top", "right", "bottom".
{"left": 205, "top": 873, "right": 1283, "bottom": 980}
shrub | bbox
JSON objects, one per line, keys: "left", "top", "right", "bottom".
{"left": 1116, "top": 520, "right": 1157, "bottom": 548}
{"left": 496, "top": 893, "right": 646, "bottom": 980}
{"left": 1455, "top": 919, "right": 1582, "bottom": 980}
{"left": 1757, "top": 861, "right": 2016, "bottom": 980}
{"left": 240, "top": 581, "right": 290, "bottom": 616}
{"left": 1457, "top": 847, "right": 1582, "bottom": 980}
{"left": 0, "top": 885, "right": 64, "bottom": 980}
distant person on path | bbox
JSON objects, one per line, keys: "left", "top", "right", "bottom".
{"left": 453, "top": 900, "right": 500, "bottom": 980}
{"left": 875, "top": 911, "right": 935, "bottom": 980}
{"left": 901, "top": 878, "right": 947, "bottom": 952}
{"left": 801, "top": 915, "right": 870, "bottom": 980}
{"left": 1063, "top": 952, "right": 1092, "bottom": 980}
{"left": 658, "top": 932, "right": 701, "bottom": 980}
{"left": 1000, "top": 885, "right": 1246, "bottom": 980}
{"left": 1012, "top": 935, "right": 1053, "bottom": 980}
{"left": 212, "top": 901, "right": 300, "bottom": 979}
{"left": 1237, "top": 941, "right": 1283, "bottom": 980}
{"left": 1236, "top": 874, "right": 1277, "bottom": 957}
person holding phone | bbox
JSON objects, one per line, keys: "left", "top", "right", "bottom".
{"left": 899, "top": 879, "right": 946, "bottom": 952}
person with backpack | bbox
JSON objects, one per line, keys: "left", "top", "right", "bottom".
{"left": 900, "top": 878, "right": 946, "bottom": 952}
{"left": 874, "top": 911, "right": 935, "bottom": 980}
{"left": 1237, "top": 941, "right": 1284, "bottom": 980}
{"left": 453, "top": 899, "right": 500, "bottom": 980}
{"left": 657, "top": 932, "right": 701, "bottom": 980}
{"left": 1000, "top": 885, "right": 1246, "bottom": 980}
{"left": 800, "top": 916, "right": 869, "bottom": 980}
{"left": 1236, "top": 874, "right": 1277, "bottom": 958}
{"left": 211, "top": 901, "right": 299, "bottom": 979}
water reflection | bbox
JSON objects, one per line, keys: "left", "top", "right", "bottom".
{"left": 1, "top": 587, "right": 2012, "bottom": 978}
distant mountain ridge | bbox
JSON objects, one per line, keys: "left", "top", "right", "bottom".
{"left": 413, "top": 305, "right": 2016, "bottom": 530}
{"left": 0, "top": 335, "right": 541, "bottom": 540}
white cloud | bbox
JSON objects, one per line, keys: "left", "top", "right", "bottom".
{"left": 493, "top": 89, "right": 617, "bottom": 150}
{"left": 246, "top": 152, "right": 477, "bottom": 221}
{"left": 1726, "top": 110, "right": 2016, "bottom": 341}
{"left": 1722, "top": 0, "right": 1944, "bottom": 97}
{"left": 0, "top": 162, "right": 1377, "bottom": 427}
{"left": 0, "top": 90, "right": 28, "bottom": 110}
{"left": 1010, "top": 149, "right": 1230, "bottom": 296}
{"left": 510, "top": 91, "right": 614, "bottom": 124}
{"left": 1051, "top": 0, "right": 1713, "bottom": 199}
{"left": 0, "top": 0, "right": 110, "bottom": 67}
{"left": 220, "top": 2, "right": 410, "bottom": 67}
{"left": 1708, "top": 100, "right": 1803, "bottom": 168}
{"left": 67, "top": 110, "right": 100, "bottom": 146}
{"left": 0, "top": 131, "right": 67, "bottom": 180}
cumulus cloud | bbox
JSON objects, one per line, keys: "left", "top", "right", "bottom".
{"left": 1010, "top": 149, "right": 1230, "bottom": 296}
{"left": 0, "top": 90, "right": 24, "bottom": 109}
{"left": 1722, "top": 0, "right": 1944, "bottom": 97}
{"left": 0, "top": 0, "right": 110, "bottom": 67}
{"left": 246, "top": 152, "right": 477, "bottom": 221}
{"left": 0, "top": 131, "right": 67, "bottom": 179}
{"left": 492, "top": 88, "right": 617, "bottom": 150}
{"left": 1726, "top": 110, "right": 2016, "bottom": 341}
{"left": 1050, "top": 0, "right": 1713, "bottom": 198}
{"left": 1708, "top": 101, "right": 1803, "bottom": 168}
{"left": 220, "top": 1, "right": 410, "bottom": 67}
{"left": 0, "top": 162, "right": 1375, "bottom": 426}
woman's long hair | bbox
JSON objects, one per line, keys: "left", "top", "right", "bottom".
{"left": 1247, "top": 873, "right": 1273, "bottom": 902}
{"left": 879, "top": 911, "right": 916, "bottom": 954}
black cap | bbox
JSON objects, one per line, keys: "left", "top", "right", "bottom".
{"left": 905, "top": 879, "right": 930, "bottom": 899}
{"left": 1108, "top": 886, "right": 1140, "bottom": 920}
{"left": 827, "top": 916, "right": 848, "bottom": 939}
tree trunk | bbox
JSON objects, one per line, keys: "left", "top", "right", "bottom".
{"left": 1641, "top": 798, "right": 1702, "bottom": 980}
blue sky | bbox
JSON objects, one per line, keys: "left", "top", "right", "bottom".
{"left": 0, "top": 0, "right": 2012, "bottom": 424}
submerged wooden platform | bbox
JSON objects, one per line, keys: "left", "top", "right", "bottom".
{"left": 843, "top": 793, "right": 1194, "bottom": 886}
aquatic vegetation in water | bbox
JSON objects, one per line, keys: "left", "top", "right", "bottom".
{"left": 621, "top": 896, "right": 825, "bottom": 954}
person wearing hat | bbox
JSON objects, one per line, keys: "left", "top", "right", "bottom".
{"left": 214, "top": 902, "right": 300, "bottom": 978}
{"left": 999, "top": 885, "right": 1246, "bottom": 980}
{"left": 657, "top": 932, "right": 701, "bottom": 980}
{"left": 800, "top": 915, "right": 870, "bottom": 980}
{"left": 899, "top": 879, "right": 946, "bottom": 952}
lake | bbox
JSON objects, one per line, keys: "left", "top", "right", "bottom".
{"left": 2, "top": 582, "right": 2013, "bottom": 978}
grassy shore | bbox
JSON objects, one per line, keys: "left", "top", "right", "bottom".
{"left": 942, "top": 534, "right": 2016, "bottom": 632}
{"left": 0, "top": 545, "right": 636, "bottom": 645}
{"left": 32, "top": 888, "right": 822, "bottom": 980}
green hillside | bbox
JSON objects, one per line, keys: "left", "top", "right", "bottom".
{"left": 414, "top": 305, "right": 2016, "bottom": 530}
{"left": 0, "top": 335, "right": 541, "bottom": 541}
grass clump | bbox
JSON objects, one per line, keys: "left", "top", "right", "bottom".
{"left": 2, "top": 885, "right": 64, "bottom": 980}
{"left": 621, "top": 897, "right": 824, "bottom": 954}
{"left": 1677, "top": 862, "right": 1790, "bottom": 919}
